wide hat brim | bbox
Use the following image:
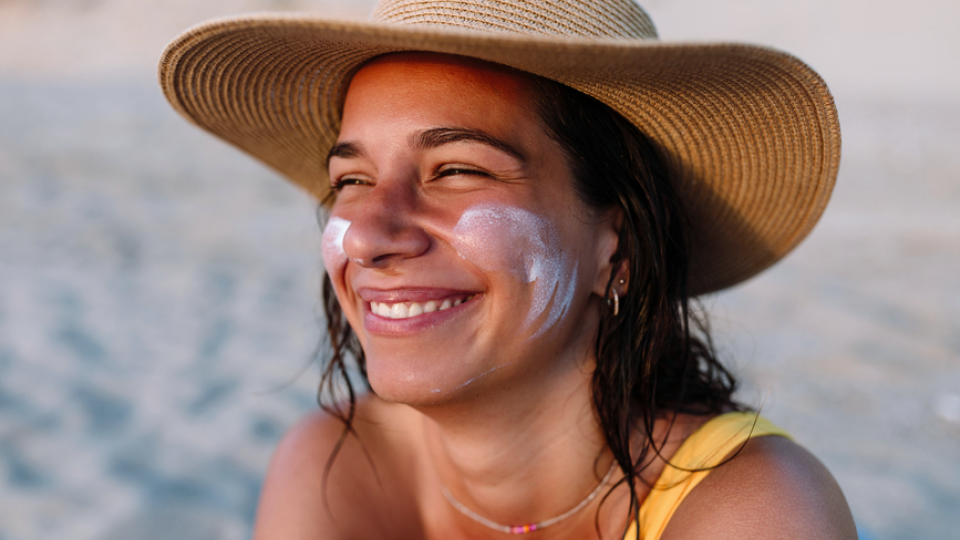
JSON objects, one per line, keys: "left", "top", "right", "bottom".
{"left": 159, "top": 13, "right": 840, "bottom": 295}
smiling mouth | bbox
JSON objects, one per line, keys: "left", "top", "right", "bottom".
{"left": 370, "top": 295, "right": 475, "bottom": 319}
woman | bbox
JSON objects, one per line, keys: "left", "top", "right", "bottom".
{"left": 160, "top": 1, "right": 856, "bottom": 538}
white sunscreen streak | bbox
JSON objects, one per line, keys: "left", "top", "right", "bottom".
{"left": 321, "top": 216, "right": 350, "bottom": 274}
{"left": 536, "top": 261, "right": 578, "bottom": 339}
{"left": 431, "top": 364, "right": 505, "bottom": 394}
{"left": 451, "top": 204, "right": 577, "bottom": 339}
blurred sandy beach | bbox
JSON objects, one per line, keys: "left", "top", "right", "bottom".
{"left": 1, "top": 1, "right": 958, "bottom": 539}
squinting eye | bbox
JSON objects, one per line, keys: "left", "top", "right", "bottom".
{"left": 331, "top": 177, "right": 367, "bottom": 191}
{"left": 435, "top": 167, "right": 491, "bottom": 179}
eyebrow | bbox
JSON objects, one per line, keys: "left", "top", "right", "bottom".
{"left": 326, "top": 141, "right": 363, "bottom": 166}
{"left": 414, "top": 127, "right": 526, "bottom": 163}
{"left": 326, "top": 127, "right": 527, "bottom": 168}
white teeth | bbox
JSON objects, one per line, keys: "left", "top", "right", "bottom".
{"left": 370, "top": 296, "right": 471, "bottom": 319}
{"left": 390, "top": 303, "right": 409, "bottom": 319}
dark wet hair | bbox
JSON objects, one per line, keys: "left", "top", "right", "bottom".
{"left": 529, "top": 78, "right": 740, "bottom": 537}
{"left": 317, "top": 73, "right": 740, "bottom": 539}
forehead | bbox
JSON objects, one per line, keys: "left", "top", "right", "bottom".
{"left": 340, "top": 52, "right": 540, "bottom": 134}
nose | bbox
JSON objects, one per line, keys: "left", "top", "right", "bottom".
{"left": 340, "top": 181, "right": 430, "bottom": 270}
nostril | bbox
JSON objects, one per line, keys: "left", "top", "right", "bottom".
{"left": 339, "top": 192, "right": 432, "bottom": 267}
{"left": 342, "top": 225, "right": 432, "bottom": 268}
{"left": 352, "top": 252, "right": 411, "bottom": 269}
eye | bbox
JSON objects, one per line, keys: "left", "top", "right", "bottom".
{"left": 330, "top": 176, "right": 370, "bottom": 192}
{"left": 432, "top": 166, "right": 493, "bottom": 181}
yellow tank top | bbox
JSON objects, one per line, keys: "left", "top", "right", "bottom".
{"left": 622, "top": 412, "right": 791, "bottom": 540}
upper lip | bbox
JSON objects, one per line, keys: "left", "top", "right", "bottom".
{"left": 356, "top": 287, "right": 480, "bottom": 303}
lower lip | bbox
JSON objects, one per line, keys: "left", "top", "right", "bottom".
{"left": 363, "top": 297, "right": 478, "bottom": 335}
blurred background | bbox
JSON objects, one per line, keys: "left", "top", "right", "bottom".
{"left": 0, "top": 0, "right": 957, "bottom": 539}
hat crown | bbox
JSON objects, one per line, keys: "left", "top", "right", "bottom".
{"left": 372, "top": 0, "right": 658, "bottom": 40}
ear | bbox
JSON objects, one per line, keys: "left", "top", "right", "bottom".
{"left": 591, "top": 207, "right": 628, "bottom": 298}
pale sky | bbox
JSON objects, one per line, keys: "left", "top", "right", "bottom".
{"left": 1, "top": 0, "right": 957, "bottom": 103}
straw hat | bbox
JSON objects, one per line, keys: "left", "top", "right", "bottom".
{"left": 159, "top": 0, "right": 840, "bottom": 295}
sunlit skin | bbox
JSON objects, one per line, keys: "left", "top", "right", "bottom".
{"left": 253, "top": 53, "right": 858, "bottom": 540}
{"left": 322, "top": 53, "right": 635, "bottom": 537}
{"left": 324, "top": 53, "right": 619, "bottom": 406}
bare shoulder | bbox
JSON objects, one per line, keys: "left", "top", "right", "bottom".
{"left": 253, "top": 395, "right": 424, "bottom": 540}
{"left": 660, "top": 435, "right": 858, "bottom": 540}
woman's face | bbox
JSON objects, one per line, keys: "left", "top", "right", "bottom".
{"left": 323, "top": 53, "right": 620, "bottom": 404}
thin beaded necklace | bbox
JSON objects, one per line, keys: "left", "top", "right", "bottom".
{"left": 440, "top": 461, "right": 618, "bottom": 535}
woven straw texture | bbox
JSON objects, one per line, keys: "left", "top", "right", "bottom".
{"left": 158, "top": 0, "right": 840, "bottom": 295}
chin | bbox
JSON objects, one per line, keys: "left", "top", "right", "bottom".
{"left": 368, "top": 377, "right": 465, "bottom": 408}
{"left": 365, "top": 353, "right": 491, "bottom": 407}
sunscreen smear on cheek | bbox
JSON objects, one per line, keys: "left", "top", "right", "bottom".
{"left": 451, "top": 204, "right": 578, "bottom": 338}
{"left": 321, "top": 216, "right": 351, "bottom": 274}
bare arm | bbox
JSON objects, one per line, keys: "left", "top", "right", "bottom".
{"left": 661, "top": 436, "right": 858, "bottom": 540}
{"left": 253, "top": 410, "right": 350, "bottom": 540}
{"left": 253, "top": 399, "right": 423, "bottom": 540}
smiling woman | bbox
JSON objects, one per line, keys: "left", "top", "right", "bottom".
{"left": 159, "top": 1, "right": 855, "bottom": 539}
{"left": 324, "top": 55, "right": 609, "bottom": 404}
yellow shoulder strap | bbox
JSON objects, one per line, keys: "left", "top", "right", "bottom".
{"left": 622, "top": 412, "right": 791, "bottom": 540}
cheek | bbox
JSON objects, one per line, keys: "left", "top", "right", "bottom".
{"left": 450, "top": 204, "right": 577, "bottom": 336}
{"left": 451, "top": 205, "right": 536, "bottom": 283}
{"left": 321, "top": 216, "right": 351, "bottom": 277}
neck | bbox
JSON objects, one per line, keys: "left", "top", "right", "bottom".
{"left": 412, "top": 346, "right": 627, "bottom": 537}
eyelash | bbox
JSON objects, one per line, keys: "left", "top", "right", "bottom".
{"left": 431, "top": 167, "right": 491, "bottom": 181}
{"left": 330, "top": 177, "right": 367, "bottom": 192}
{"left": 330, "top": 167, "right": 491, "bottom": 191}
